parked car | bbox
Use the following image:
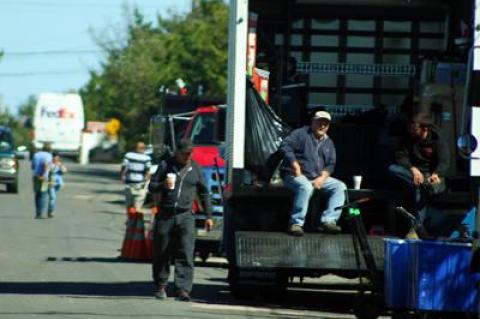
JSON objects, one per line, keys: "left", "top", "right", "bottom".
{"left": 0, "top": 126, "right": 19, "bottom": 193}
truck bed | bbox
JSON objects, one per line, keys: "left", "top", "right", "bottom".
{"left": 235, "top": 231, "right": 384, "bottom": 271}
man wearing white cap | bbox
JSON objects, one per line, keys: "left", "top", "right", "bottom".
{"left": 280, "top": 110, "right": 346, "bottom": 236}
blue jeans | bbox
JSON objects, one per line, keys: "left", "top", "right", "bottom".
{"left": 283, "top": 174, "right": 347, "bottom": 227}
{"left": 35, "top": 191, "right": 48, "bottom": 217}
{"left": 48, "top": 185, "right": 60, "bottom": 214}
{"left": 33, "top": 176, "right": 48, "bottom": 217}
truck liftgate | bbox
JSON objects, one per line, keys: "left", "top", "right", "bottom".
{"left": 235, "top": 231, "right": 384, "bottom": 271}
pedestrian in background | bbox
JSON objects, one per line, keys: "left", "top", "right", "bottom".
{"left": 120, "top": 141, "right": 152, "bottom": 214}
{"left": 31, "top": 142, "right": 53, "bottom": 219}
{"left": 47, "top": 152, "right": 67, "bottom": 218}
{"left": 148, "top": 139, "right": 213, "bottom": 302}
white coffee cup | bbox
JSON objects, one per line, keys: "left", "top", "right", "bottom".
{"left": 353, "top": 175, "right": 362, "bottom": 190}
{"left": 166, "top": 173, "right": 176, "bottom": 190}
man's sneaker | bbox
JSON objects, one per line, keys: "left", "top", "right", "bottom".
{"left": 47, "top": 213, "right": 54, "bottom": 218}
{"left": 317, "top": 222, "right": 341, "bottom": 234}
{"left": 176, "top": 290, "right": 191, "bottom": 302}
{"left": 154, "top": 285, "right": 167, "bottom": 299}
{"left": 288, "top": 224, "right": 304, "bottom": 237}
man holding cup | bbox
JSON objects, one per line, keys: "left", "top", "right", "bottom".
{"left": 280, "top": 110, "right": 347, "bottom": 236}
{"left": 148, "top": 139, "right": 213, "bottom": 301}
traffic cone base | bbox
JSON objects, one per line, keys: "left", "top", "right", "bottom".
{"left": 120, "top": 213, "right": 147, "bottom": 260}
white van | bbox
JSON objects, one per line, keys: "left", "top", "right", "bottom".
{"left": 33, "top": 93, "right": 85, "bottom": 155}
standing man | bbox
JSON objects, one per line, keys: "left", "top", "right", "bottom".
{"left": 120, "top": 141, "right": 152, "bottom": 214}
{"left": 388, "top": 112, "right": 450, "bottom": 218}
{"left": 280, "top": 110, "right": 347, "bottom": 236}
{"left": 31, "top": 142, "right": 53, "bottom": 219}
{"left": 148, "top": 139, "right": 213, "bottom": 301}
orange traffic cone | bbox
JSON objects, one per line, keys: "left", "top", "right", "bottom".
{"left": 144, "top": 205, "right": 159, "bottom": 260}
{"left": 120, "top": 211, "right": 147, "bottom": 260}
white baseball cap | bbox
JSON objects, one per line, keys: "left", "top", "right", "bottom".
{"left": 312, "top": 110, "right": 331, "bottom": 121}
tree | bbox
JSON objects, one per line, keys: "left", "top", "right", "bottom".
{"left": 80, "top": 1, "right": 228, "bottom": 148}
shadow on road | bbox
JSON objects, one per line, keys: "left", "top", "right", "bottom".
{"left": 24, "top": 257, "right": 370, "bottom": 315}
{"left": 46, "top": 256, "right": 126, "bottom": 263}
{"left": 0, "top": 281, "right": 153, "bottom": 297}
{"left": 0, "top": 279, "right": 368, "bottom": 316}
{"left": 94, "top": 189, "right": 125, "bottom": 196}
{"left": 68, "top": 166, "right": 119, "bottom": 181}
{"left": 44, "top": 256, "right": 227, "bottom": 269}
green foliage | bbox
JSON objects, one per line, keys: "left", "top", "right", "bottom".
{"left": 17, "top": 95, "right": 36, "bottom": 119}
{"left": 80, "top": 1, "right": 228, "bottom": 149}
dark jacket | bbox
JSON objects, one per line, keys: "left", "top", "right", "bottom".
{"left": 279, "top": 125, "right": 336, "bottom": 180}
{"left": 395, "top": 126, "right": 450, "bottom": 176}
{"left": 148, "top": 157, "right": 212, "bottom": 218}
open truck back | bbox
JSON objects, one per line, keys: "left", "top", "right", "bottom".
{"left": 224, "top": 0, "right": 480, "bottom": 300}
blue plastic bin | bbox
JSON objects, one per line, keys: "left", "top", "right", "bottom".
{"left": 384, "top": 238, "right": 410, "bottom": 309}
{"left": 409, "top": 240, "right": 480, "bottom": 312}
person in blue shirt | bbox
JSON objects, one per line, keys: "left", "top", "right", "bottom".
{"left": 280, "top": 111, "right": 347, "bottom": 236}
{"left": 31, "top": 143, "right": 53, "bottom": 219}
{"left": 47, "top": 152, "right": 67, "bottom": 218}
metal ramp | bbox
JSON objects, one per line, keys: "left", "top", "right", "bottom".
{"left": 236, "top": 231, "right": 384, "bottom": 271}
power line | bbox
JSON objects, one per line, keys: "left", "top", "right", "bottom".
{"left": 0, "top": 1, "right": 160, "bottom": 9}
{"left": 0, "top": 70, "right": 87, "bottom": 77}
{"left": 5, "top": 49, "right": 103, "bottom": 56}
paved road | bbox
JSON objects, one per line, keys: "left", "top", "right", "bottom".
{"left": 0, "top": 160, "right": 390, "bottom": 319}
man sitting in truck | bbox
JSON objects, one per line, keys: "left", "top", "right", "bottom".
{"left": 388, "top": 112, "right": 450, "bottom": 220}
{"left": 280, "top": 110, "right": 347, "bottom": 236}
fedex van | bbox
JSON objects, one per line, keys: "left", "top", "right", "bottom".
{"left": 33, "top": 93, "right": 85, "bottom": 155}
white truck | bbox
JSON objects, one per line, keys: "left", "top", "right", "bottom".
{"left": 224, "top": 1, "right": 480, "bottom": 315}
{"left": 32, "top": 93, "right": 85, "bottom": 156}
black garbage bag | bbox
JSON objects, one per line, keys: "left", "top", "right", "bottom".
{"left": 245, "top": 78, "right": 291, "bottom": 182}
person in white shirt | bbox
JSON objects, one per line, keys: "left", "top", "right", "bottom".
{"left": 121, "top": 141, "right": 152, "bottom": 214}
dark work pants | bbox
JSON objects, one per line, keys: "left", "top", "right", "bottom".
{"left": 152, "top": 211, "right": 195, "bottom": 293}
{"left": 388, "top": 164, "right": 446, "bottom": 220}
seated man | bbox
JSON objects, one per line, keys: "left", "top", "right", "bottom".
{"left": 388, "top": 112, "right": 450, "bottom": 220}
{"left": 280, "top": 110, "right": 347, "bottom": 236}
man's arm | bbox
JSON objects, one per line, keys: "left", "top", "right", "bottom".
{"left": 395, "top": 140, "right": 424, "bottom": 185}
{"left": 280, "top": 129, "right": 302, "bottom": 176}
{"left": 395, "top": 144, "right": 413, "bottom": 169}
{"left": 195, "top": 164, "right": 213, "bottom": 231}
{"left": 148, "top": 161, "right": 166, "bottom": 193}
{"left": 120, "top": 157, "right": 128, "bottom": 182}
{"left": 145, "top": 157, "right": 152, "bottom": 181}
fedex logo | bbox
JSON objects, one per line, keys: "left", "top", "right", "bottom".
{"left": 40, "top": 106, "right": 76, "bottom": 119}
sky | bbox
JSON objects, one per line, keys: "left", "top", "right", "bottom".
{"left": 0, "top": 0, "right": 192, "bottom": 113}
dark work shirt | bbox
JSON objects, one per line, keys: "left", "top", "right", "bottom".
{"left": 280, "top": 125, "right": 337, "bottom": 180}
{"left": 148, "top": 157, "right": 212, "bottom": 218}
{"left": 395, "top": 127, "right": 450, "bottom": 176}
